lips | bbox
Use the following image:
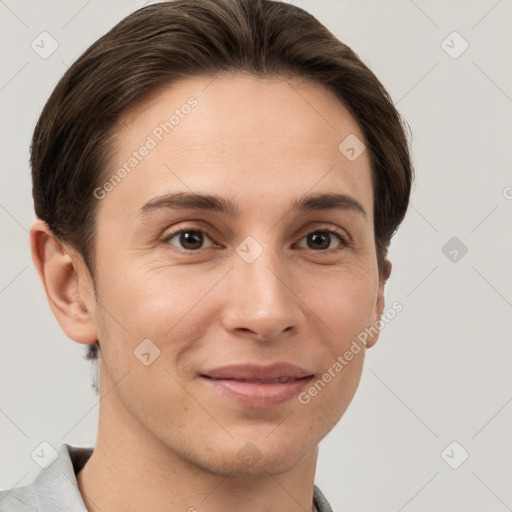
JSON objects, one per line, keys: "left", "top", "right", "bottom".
{"left": 202, "top": 362, "right": 313, "bottom": 381}
{"left": 200, "top": 363, "right": 314, "bottom": 408}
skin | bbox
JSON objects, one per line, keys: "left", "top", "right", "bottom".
{"left": 31, "top": 73, "right": 391, "bottom": 512}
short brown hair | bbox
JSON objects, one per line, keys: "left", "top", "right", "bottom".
{"left": 31, "top": 0, "right": 414, "bottom": 364}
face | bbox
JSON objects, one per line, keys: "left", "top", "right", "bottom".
{"left": 84, "top": 73, "right": 386, "bottom": 476}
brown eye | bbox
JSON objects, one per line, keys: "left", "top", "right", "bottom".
{"left": 164, "top": 228, "right": 215, "bottom": 251}
{"left": 296, "top": 229, "right": 348, "bottom": 251}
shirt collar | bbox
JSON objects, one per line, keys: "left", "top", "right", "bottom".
{"left": 32, "top": 444, "right": 92, "bottom": 512}
{"left": 31, "top": 444, "right": 333, "bottom": 512}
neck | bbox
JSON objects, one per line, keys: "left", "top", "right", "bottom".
{"left": 76, "top": 368, "right": 319, "bottom": 512}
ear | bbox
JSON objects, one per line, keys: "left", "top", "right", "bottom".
{"left": 30, "top": 219, "right": 98, "bottom": 345}
{"left": 365, "top": 259, "right": 392, "bottom": 349}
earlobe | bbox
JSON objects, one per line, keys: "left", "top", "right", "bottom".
{"left": 30, "top": 219, "right": 98, "bottom": 345}
{"left": 365, "top": 259, "right": 392, "bottom": 349}
{"left": 381, "top": 259, "right": 392, "bottom": 283}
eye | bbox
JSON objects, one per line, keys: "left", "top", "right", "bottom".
{"left": 163, "top": 227, "right": 216, "bottom": 252}
{"left": 162, "top": 225, "right": 350, "bottom": 254}
{"left": 295, "top": 228, "right": 349, "bottom": 252}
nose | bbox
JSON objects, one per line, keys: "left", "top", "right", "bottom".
{"left": 220, "top": 242, "right": 301, "bottom": 342}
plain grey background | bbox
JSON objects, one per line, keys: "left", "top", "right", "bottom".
{"left": 1, "top": 1, "right": 511, "bottom": 511}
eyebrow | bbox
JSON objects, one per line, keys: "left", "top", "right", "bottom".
{"left": 139, "top": 191, "right": 367, "bottom": 219}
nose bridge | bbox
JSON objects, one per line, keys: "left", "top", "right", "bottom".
{"left": 238, "top": 236, "right": 290, "bottom": 305}
{"left": 222, "top": 236, "right": 298, "bottom": 340}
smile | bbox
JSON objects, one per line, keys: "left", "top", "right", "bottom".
{"left": 200, "top": 363, "right": 315, "bottom": 408}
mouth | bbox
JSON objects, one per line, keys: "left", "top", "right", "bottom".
{"left": 200, "top": 363, "right": 315, "bottom": 408}
{"left": 204, "top": 376, "right": 304, "bottom": 383}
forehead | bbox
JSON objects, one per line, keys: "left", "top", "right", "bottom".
{"left": 98, "top": 73, "right": 373, "bottom": 221}
{"left": 119, "top": 72, "right": 365, "bottom": 151}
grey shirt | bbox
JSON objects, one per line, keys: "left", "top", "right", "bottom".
{"left": 0, "top": 444, "right": 334, "bottom": 512}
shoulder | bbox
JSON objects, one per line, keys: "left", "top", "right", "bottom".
{"left": 0, "top": 485, "right": 38, "bottom": 512}
{"left": 0, "top": 443, "right": 93, "bottom": 512}
{"left": 313, "top": 484, "right": 334, "bottom": 512}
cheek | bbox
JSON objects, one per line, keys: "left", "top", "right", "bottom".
{"left": 307, "top": 267, "right": 379, "bottom": 345}
{"left": 96, "top": 262, "right": 180, "bottom": 329}
{"left": 93, "top": 263, "right": 216, "bottom": 372}
{"left": 298, "top": 271, "right": 376, "bottom": 412}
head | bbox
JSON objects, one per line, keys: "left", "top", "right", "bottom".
{"left": 30, "top": 0, "right": 412, "bottom": 476}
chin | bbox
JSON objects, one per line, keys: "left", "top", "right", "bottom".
{"left": 206, "top": 454, "right": 303, "bottom": 478}
{"left": 194, "top": 439, "right": 314, "bottom": 478}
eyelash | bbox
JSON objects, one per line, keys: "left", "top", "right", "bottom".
{"left": 161, "top": 224, "right": 352, "bottom": 254}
